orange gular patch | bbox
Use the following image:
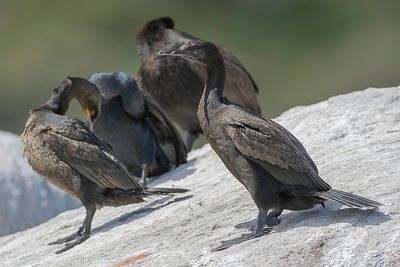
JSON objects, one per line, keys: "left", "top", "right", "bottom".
{"left": 83, "top": 107, "right": 90, "bottom": 116}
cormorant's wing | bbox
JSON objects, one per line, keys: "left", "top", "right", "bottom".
{"left": 226, "top": 107, "right": 330, "bottom": 191}
{"left": 119, "top": 75, "right": 146, "bottom": 120}
{"left": 144, "top": 95, "right": 187, "bottom": 166}
{"left": 89, "top": 72, "right": 146, "bottom": 119}
{"left": 44, "top": 117, "right": 142, "bottom": 191}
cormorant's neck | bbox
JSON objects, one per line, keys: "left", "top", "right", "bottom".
{"left": 35, "top": 83, "right": 99, "bottom": 116}
{"left": 58, "top": 87, "right": 79, "bottom": 115}
{"left": 199, "top": 55, "right": 225, "bottom": 125}
{"left": 202, "top": 56, "right": 225, "bottom": 104}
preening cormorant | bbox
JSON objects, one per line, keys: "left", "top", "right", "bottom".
{"left": 21, "top": 77, "right": 187, "bottom": 253}
{"left": 136, "top": 16, "right": 261, "bottom": 150}
{"left": 159, "top": 40, "right": 381, "bottom": 237}
{"left": 88, "top": 72, "right": 187, "bottom": 187}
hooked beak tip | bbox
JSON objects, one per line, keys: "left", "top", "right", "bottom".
{"left": 84, "top": 114, "right": 93, "bottom": 131}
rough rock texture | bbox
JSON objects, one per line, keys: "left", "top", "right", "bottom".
{"left": 0, "top": 130, "right": 80, "bottom": 237}
{"left": 1, "top": 87, "right": 399, "bottom": 266}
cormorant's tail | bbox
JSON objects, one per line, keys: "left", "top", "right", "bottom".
{"left": 146, "top": 187, "right": 188, "bottom": 194}
{"left": 318, "top": 189, "right": 381, "bottom": 208}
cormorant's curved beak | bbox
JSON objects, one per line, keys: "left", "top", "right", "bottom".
{"left": 83, "top": 107, "right": 93, "bottom": 131}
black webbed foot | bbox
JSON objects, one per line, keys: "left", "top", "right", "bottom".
{"left": 234, "top": 210, "right": 281, "bottom": 230}
{"left": 55, "top": 234, "right": 90, "bottom": 254}
{"left": 50, "top": 206, "right": 95, "bottom": 253}
{"left": 49, "top": 225, "right": 85, "bottom": 245}
{"left": 49, "top": 232, "right": 80, "bottom": 245}
{"left": 252, "top": 227, "right": 273, "bottom": 238}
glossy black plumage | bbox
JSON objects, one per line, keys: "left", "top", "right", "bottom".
{"left": 88, "top": 72, "right": 187, "bottom": 185}
{"left": 159, "top": 40, "right": 381, "bottom": 238}
{"left": 136, "top": 17, "right": 261, "bottom": 150}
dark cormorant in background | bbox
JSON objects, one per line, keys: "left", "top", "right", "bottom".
{"left": 136, "top": 17, "right": 261, "bottom": 150}
{"left": 21, "top": 77, "right": 187, "bottom": 253}
{"left": 160, "top": 40, "right": 381, "bottom": 237}
{"left": 88, "top": 72, "right": 187, "bottom": 187}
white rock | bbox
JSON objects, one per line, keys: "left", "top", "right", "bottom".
{"left": 0, "top": 87, "right": 399, "bottom": 266}
{"left": 0, "top": 130, "right": 80, "bottom": 237}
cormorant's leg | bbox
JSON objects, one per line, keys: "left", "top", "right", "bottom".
{"left": 185, "top": 132, "right": 196, "bottom": 151}
{"left": 141, "top": 164, "right": 148, "bottom": 189}
{"left": 235, "top": 209, "right": 283, "bottom": 230}
{"left": 253, "top": 208, "right": 271, "bottom": 237}
{"left": 55, "top": 206, "right": 96, "bottom": 254}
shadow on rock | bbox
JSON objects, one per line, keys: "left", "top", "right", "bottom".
{"left": 214, "top": 204, "right": 390, "bottom": 252}
{"left": 148, "top": 158, "right": 197, "bottom": 185}
{"left": 93, "top": 195, "right": 193, "bottom": 234}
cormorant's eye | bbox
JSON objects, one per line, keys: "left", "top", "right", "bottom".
{"left": 193, "top": 46, "right": 200, "bottom": 53}
{"left": 90, "top": 110, "right": 97, "bottom": 118}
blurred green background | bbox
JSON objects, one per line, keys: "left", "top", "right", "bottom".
{"left": 1, "top": 0, "right": 400, "bottom": 135}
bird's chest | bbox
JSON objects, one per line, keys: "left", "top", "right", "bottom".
{"left": 214, "top": 142, "right": 258, "bottom": 192}
{"left": 21, "top": 124, "right": 81, "bottom": 199}
{"left": 199, "top": 118, "right": 258, "bottom": 194}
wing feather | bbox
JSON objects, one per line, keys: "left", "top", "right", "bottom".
{"left": 226, "top": 109, "right": 330, "bottom": 191}
{"left": 144, "top": 95, "right": 187, "bottom": 166}
{"left": 44, "top": 118, "right": 141, "bottom": 191}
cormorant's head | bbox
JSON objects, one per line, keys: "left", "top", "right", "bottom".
{"left": 35, "top": 78, "right": 101, "bottom": 131}
{"left": 136, "top": 16, "right": 175, "bottom": 45}
{"left": 33, "top": 79, "right": 69, "bottom": 115}
{"left": 47, "top": 77, "right": 100, "bottom": 131}
{"left": 159, "top": 40, "right": 220, "bottom": 68}
{"left": 67, "top": 77, "right": 101, "bottom": 130}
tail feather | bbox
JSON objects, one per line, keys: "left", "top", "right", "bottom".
{"left": 318, "top": 189, "right": 381, "bottom": 208}
{"left": 146, "top": 187, "right": 189, "bottom": 194}
{"left": 328, "top": 190, "right": 380, "bottom": 207}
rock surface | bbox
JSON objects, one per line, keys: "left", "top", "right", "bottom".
{"left": 0, "top": 130, "right": 80, "bottom": 237}
{"left": 1, "top": 87, "right": 399, "bottom": 266}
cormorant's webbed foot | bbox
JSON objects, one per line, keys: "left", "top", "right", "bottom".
{"left": 49, "top": 219, "right": 86, "bottom": 245}
{"left": 211, "top": 209, "right": 274, "bottom": 252}
{"left": 235, "top": 209, "right": 282, "bottom": 231}
{"left": 55, "top": 233, "right": 90, "bottom": 254}
{"left": 50, "top": 206, "right": 95, "bottom": 254}
{"left": 252, "top": 227, "right": 273, "bottom": 238}
{"left": 48, "top": 232, "right": 80, "bottom": 245}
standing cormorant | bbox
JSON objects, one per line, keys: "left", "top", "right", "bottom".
{"left": 136, "top": 17, "right": 261, "bottom": 150}
{"left": 88, "top": 72, "right": 187, "bottom": 187}
{"left": 159, "top": 40, "right": 381, "bottom": 237}
{"left": 21, "top": 77, "right": 187, "bottom": 253}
